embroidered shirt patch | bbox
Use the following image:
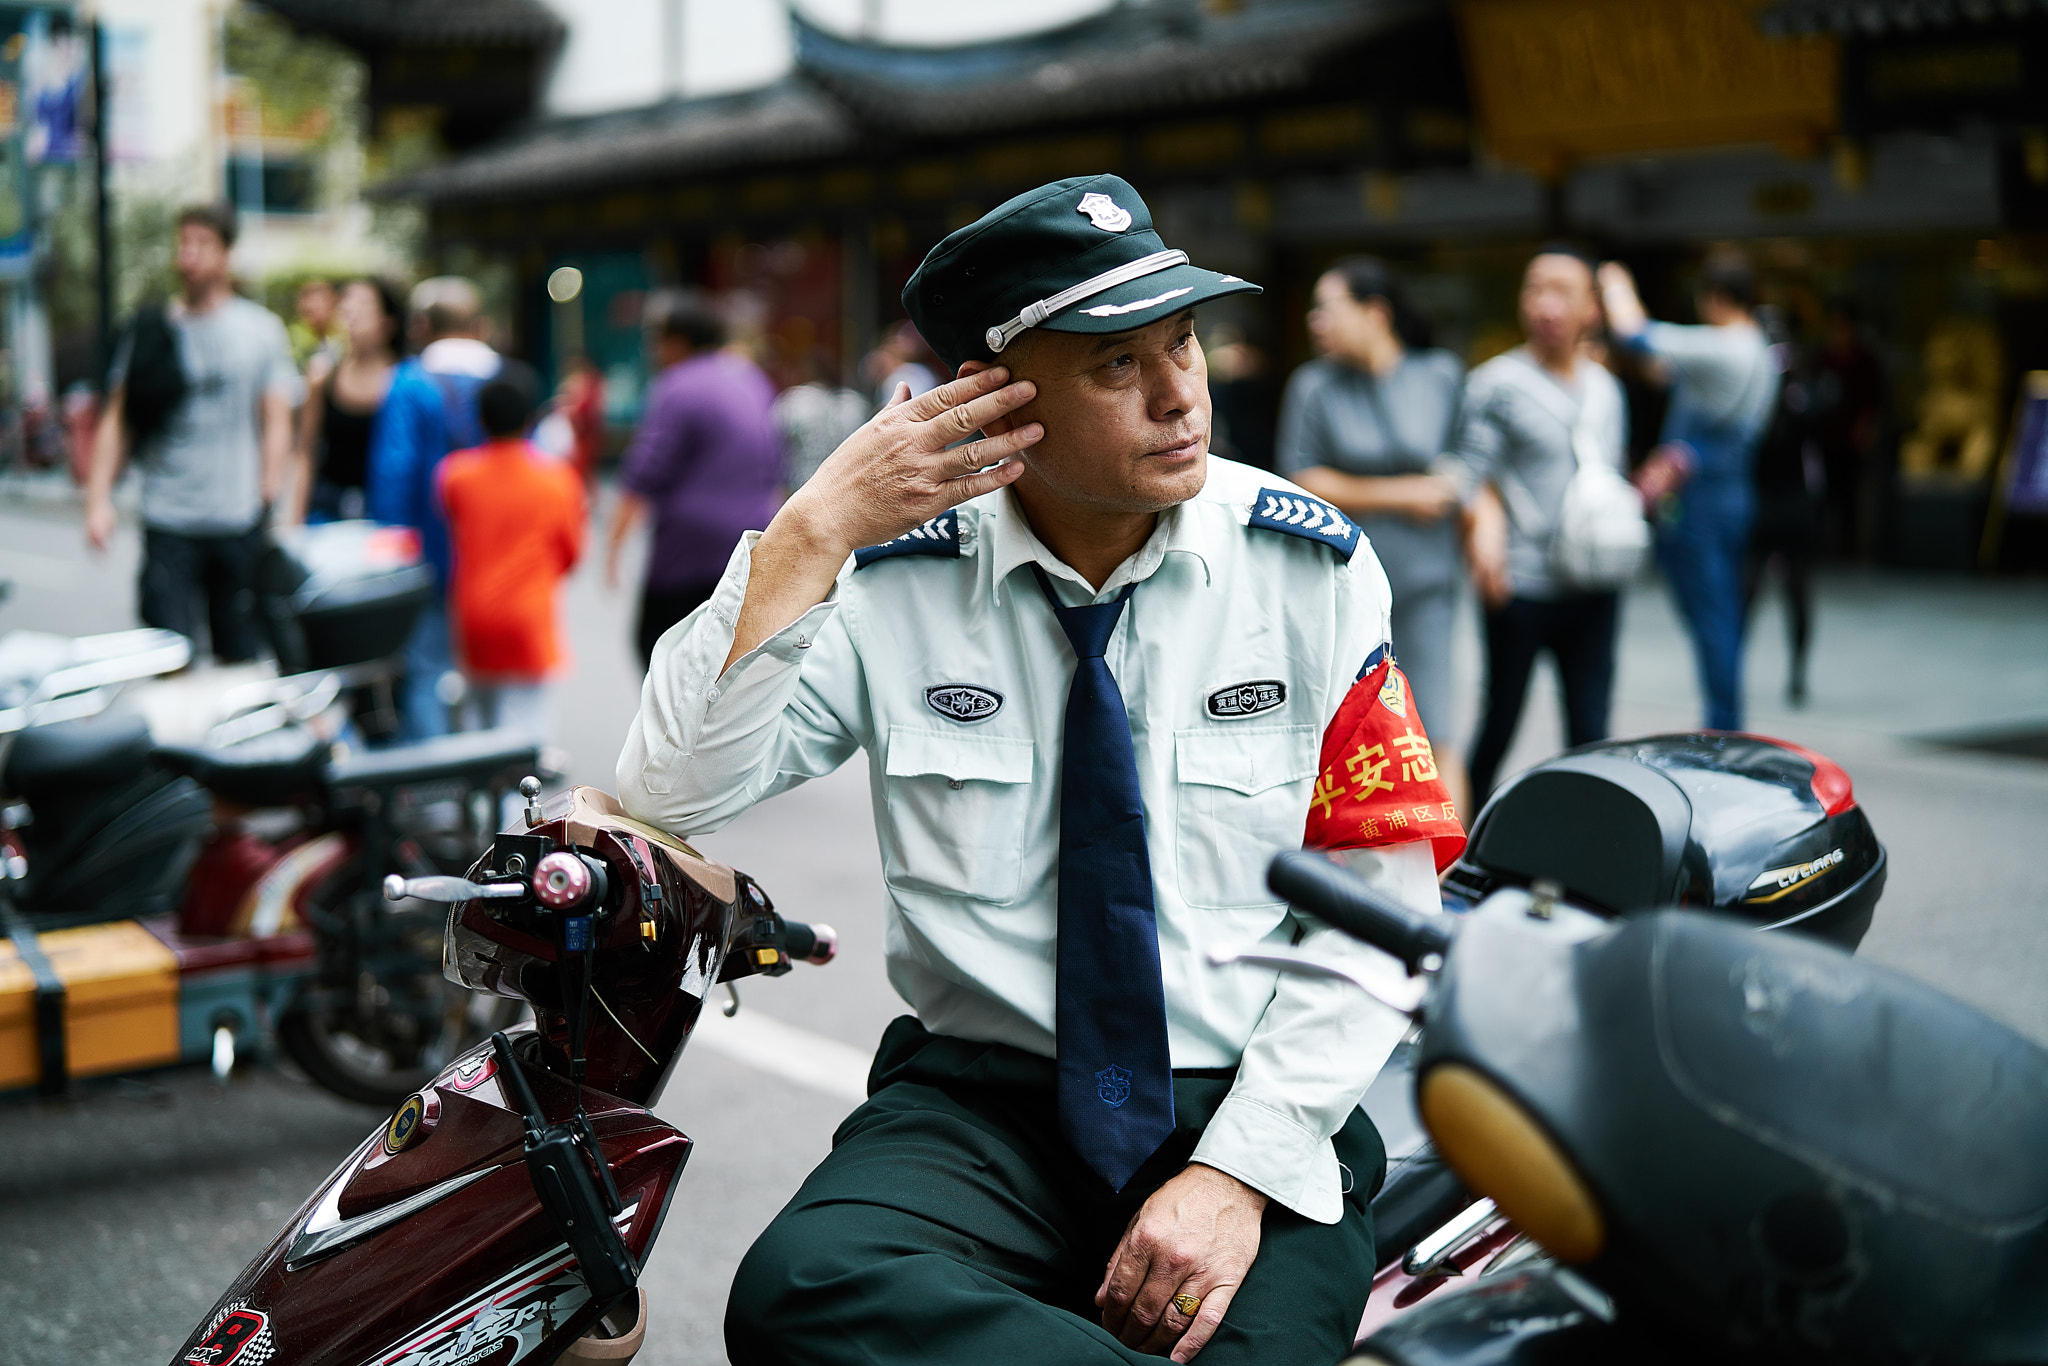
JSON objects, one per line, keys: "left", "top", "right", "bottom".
{"left": 1207, "top": 679, "right": 1286, "bottom": 720}
{"left": 1247, "top": 489, "right": 1360, "bottom": 560}
{"left": 854, "top": 509, "right": 961, "bottom": 568}
{"left": 925, "top": 684, "right": 1003, "bottom": 724}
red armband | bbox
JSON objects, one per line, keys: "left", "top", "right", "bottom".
{"left": 1303, "top": 656, "right": 1467, "bottom": 871}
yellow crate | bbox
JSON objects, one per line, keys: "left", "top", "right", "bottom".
{"left": 0, "top": 919, "right": 180, "bottom": 1089}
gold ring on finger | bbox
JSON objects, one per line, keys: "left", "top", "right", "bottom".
{"left": 1171, "top": 1293, "right": 1203, "bottom": 1318}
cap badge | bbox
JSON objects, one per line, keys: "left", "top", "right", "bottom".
{"left": 1076, "top": 192, "right": 1132, "bottom": 233}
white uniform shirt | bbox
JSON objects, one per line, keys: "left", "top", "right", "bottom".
{"left": 616, "top": 456, "right": 1435, "bottom": 1223}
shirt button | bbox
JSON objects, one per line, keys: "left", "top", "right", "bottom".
{"left": 795, "top": 636, "right": 811, "bottom": 649}
{"left": 947, "top": 779, "right": 964, "bottom": 790}
{"left": 707, "top": 685, "right": 720, "bottom": 700}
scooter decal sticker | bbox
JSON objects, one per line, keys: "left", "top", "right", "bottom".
{"left": 1744, "top": 847, "right": 1845, "bottom": 903}
{"left": 376, "top": 1205, "right": 640, "bottom": 1366}
{"left": 185, "top": 1306, "right": 273, "bottom": 1366}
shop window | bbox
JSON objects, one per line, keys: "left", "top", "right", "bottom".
{"left": 223, "top": 155, "right": 318, "bottom": 215}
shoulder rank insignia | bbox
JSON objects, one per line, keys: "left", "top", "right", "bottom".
{"left": 1247, "top": 489, "right": 1360, "bottom": 560}
{"left": 854, "top": 509, "right": 962, "bottom": 569}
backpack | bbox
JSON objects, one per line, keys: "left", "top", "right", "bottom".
{"left": 1497, "top": 354, "right": 1650, "bottom": 590}
{"left": 119, "top": 303, "right": 187, "bottom": 451}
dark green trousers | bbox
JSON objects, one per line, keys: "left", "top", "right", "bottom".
{"left": 726, "top": 1016, "right": 1384, "bottom": 1365}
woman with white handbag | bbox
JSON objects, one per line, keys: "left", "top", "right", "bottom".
{"left": 1448, "top": 245, "right": 1643, "bottom": 802}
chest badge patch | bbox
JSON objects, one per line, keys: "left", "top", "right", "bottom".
{"left": 926, "top": 684, "right": 1003, "bottom": 724}
{"left": 1207, "top": 679, "right": 1286, "bottom": 720}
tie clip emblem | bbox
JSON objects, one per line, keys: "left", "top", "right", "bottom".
{"left": 925, "top": 684, "right": 1003, "bottom": 724}
{"left": 1096, "top": 1064, "right": 1132, "bottom": 1108}
{"left": 1207, "top": 679, "right": 1286, "bottom": 720}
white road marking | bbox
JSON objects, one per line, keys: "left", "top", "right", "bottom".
{"left": 689, "top": 1004, "right": 874, "bottom": 1103}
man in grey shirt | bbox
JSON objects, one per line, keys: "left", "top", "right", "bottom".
{"left": 1448, "top": 245, "right": 1629, "bottom": 800}
{"left": 87, "top": 203, "right": 297, "bottom": 662}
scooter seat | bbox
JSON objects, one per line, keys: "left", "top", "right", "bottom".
{"left": 325, "top": 727, "right": 540, "bottom": 793}
{"left": 4, "top": 713, "right": 156, "bottom": 799}
{"left": 156, "top": 728, "right": 330, "bottom": 808}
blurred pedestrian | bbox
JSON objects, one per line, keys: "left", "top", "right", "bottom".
{"left": 773, "top": 351, "right": 867, "bottom": 491}
{"left": 288, "top": 276, "right": 341, "bottom": 374}
{"left": 1450, "top": 246, "right": 1629, "bottom": 802}
{"left": 607, "top": 291, "right": 782, "bottom": 670}
{"left": 290, "top": 276, "right": 402, "bottom": 525}
{"left": 1600, "top": 252, "right": 1778, "bottom": 732}
{"left": 1811, "top": 297, "right": 1885, "bottom": 559}
{"left": 864, "top": 320, "right": 937, "bottom": 409}
{"left": 557, "top": 352, "right": 608, "bottom": 483}
{"left": 85, "top": 202, "right": 296, "bottom": 662}
{"left": 1277, "top": 256, "right": 1468, "bottom": 806}
{"left": 438, "top": 360, "right": 584, "bottom": 741}
{"left": 1745, "top": 326, "right": 1821, "bottom": 706}
{"left": 367, "top": 276, "right": 501, "bottom": 741}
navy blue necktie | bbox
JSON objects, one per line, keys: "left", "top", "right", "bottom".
{"left": 1032, "top": 565, "right": 1174, "bottom": 1192}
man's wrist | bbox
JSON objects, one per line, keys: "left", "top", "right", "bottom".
{"left": 1186, "top": 1162, "right": 1268, "bottom": 1211}
{"left": 764, "top": 491, "right": 858, "bottom": 567}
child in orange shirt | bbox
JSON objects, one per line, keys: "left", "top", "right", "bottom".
{"left": 436, "top": 361, "right": 585, "bottom": 740}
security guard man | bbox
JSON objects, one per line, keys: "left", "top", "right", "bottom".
{"left": 617, "top": 175, "right": 1463, "bottom": 1365}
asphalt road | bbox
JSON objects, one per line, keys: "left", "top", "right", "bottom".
{"left": 1, "top": 482, "right": 2044, "bottom": 1365}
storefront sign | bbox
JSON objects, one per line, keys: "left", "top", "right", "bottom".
{"left": 1457, "top": 0, "right": 1838, "bottom": 175}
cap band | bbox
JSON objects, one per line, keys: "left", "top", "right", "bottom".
{"left": 982, "top": 249, "right": 1189, "bottom": 354}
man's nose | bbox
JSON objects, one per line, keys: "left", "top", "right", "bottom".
{"left": 1149, "top": 353, "right": 1204, "bottom": 420}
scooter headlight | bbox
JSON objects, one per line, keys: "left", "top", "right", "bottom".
{"left": 1419, "top": 1062, "right": 1606, "bottom": 1264}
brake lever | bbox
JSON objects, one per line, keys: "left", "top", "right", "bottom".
{"left": 384, "top": 874, "right": 527, "bottom": 903}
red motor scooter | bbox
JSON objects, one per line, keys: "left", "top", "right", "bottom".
{"left": 168, "top": 784, "right": 836, "bottom": 1366}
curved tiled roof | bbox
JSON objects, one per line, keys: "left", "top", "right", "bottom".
{"left": 794, "top": 0, "right": 1432, "bottom": 136}
{"left": 375, "top": 81, "right": 857, "bottom": 203}
{"left": 257, "top": 0, "right": 565, "bottom": 48}
{"left": 378, "top": 0, "right": 1437, "bottom": 204}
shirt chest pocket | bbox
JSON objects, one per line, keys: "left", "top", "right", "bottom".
{"left": 878, "top": 726, "right": 1037, "bottom": 904}
{"left": 1175, "top": 725, "right": 1317, "bottom": 911}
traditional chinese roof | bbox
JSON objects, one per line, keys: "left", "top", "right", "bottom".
{"left": 794, "top": 0, "right": 1433, "bottom": 136}
{"left": 255, "top": 0, "right": 565, "bottom": 49}
{"left": 1759, "top": 0, "right": 2048, "bottom": 34}
{"left": 377, "top": 81, "right": 858, "bottom": 204}
{"left": 378, "top": 0, "right": 1439, "bottom": 204}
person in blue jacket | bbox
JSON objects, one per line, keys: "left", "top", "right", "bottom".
{"left": 366, "top": 277, "right": 500, "bottom": 741}
{"left": 1599, "top": 253, "right": 1779, "bottom": 732}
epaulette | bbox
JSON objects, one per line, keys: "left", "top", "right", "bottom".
{"left": 1246, "top": 488, "right": 1360, "bottom": 560}
{"left": 854, "top": 509, "right": 962, "bottom": 569}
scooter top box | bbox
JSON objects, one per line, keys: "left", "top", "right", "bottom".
{"left": 0, "top": 918, "right": 180, "bottom": 1089}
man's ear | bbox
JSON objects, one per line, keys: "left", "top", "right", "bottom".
{"left": 955, "top": 359, "right": 1017, "bottom": 437}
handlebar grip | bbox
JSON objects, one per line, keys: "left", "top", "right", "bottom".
{"left": 781, "top": 920, "right": 837, "bottom": 966}
{"left": 1267, "top": 851, "right": 1452, "bottom": 974}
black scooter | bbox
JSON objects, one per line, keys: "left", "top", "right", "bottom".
{"left": 1254, "top": 848, "right": 2048, "bottom": 1364}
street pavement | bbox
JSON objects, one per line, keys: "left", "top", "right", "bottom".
{"left": 0, "top": 480, "right": 2044, "bottom": 1364}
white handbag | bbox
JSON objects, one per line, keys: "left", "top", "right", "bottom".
{"left": 1499, "top": 357, "right": 1649, "bottom": 591}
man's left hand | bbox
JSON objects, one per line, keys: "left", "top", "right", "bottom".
{"left": 1097, "top": 1163, "right": 1266, "bottom": 1361}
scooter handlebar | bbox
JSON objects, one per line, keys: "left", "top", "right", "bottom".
{"left": 1266, "top": 851, "right": 1452, "bottom": 974}
{"left": 780, "top": 920, "right": 837, "bottom": 966}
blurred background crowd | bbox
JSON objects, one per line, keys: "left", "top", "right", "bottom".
{"left": 3, "top": 0, "right": 2048, "bottom": 776}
